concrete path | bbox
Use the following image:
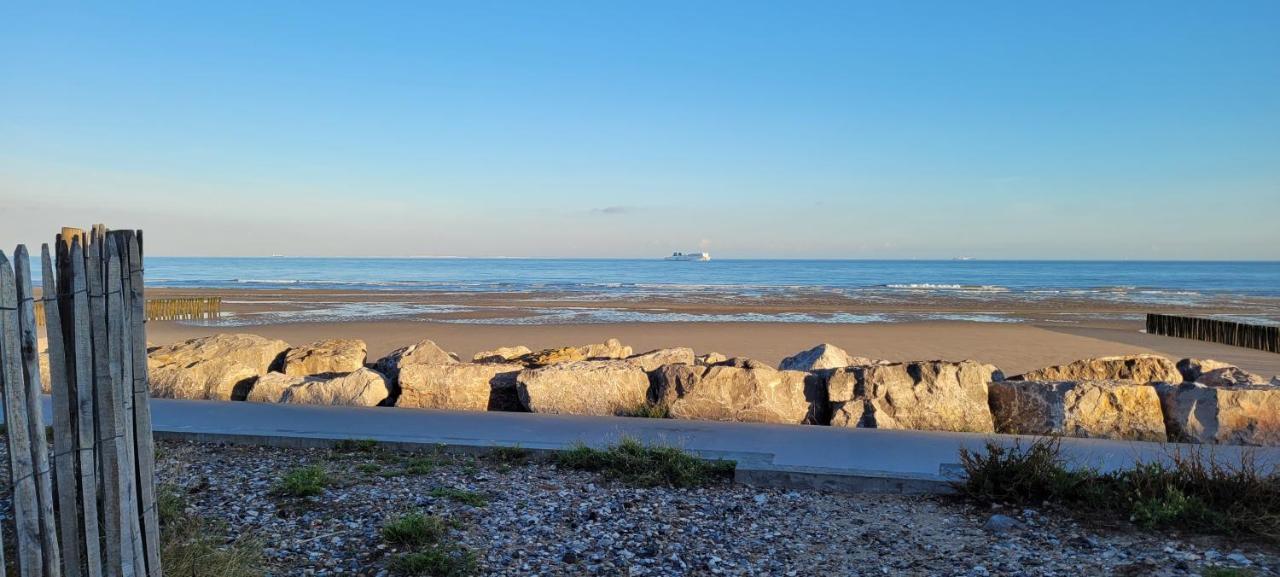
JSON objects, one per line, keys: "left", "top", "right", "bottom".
{"left": 106, "top": 399, "right": 1279, "bottom": 493}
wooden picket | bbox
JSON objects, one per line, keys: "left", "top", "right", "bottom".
{"left": 1147, "top": 313, "right": 1280, "bottom": 353}
{"left": 0, "top": 225, "right": 161, "bottom": 577}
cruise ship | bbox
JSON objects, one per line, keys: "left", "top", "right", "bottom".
{"left": 664, "top": 251, "right": 711, "bottom": 261}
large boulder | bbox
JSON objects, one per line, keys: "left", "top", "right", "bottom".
{"left": 147, "top": 334, "right": 290, "bottom": 400}
{"left": 516, "top": 360, "right": 650, "bottom": 415}
{"left": 150, "top": 358, "right": 261, "bottom": 401}
{"left": 1176, "top": 358, "right": 1236, "bottom": 383}
{"left": 1195, "top": 367, "right": 1270, "bottom": 387}
{"left": 1156, "top": 383, "right": 1280, "bottom": 445}
{"left": 524, "top": 339, "right": 634, "bottom": 367}
{"left": 244, "top": 372, "right": 301, "bottom": 403}
{"left": 396, "top": 363, "right": 524, "bottom": 412}
{"left": 472, "top": 346, "right": 532, "bottom": 364}
{"left": 283, "top": 339, "right": 367, "bottom": 376}
{"left": 652, "top": 364, "right": 822, "bottom": 425}
{"left": 696, "top": 352, "right": 728, "bottom": 366}
{"left": 626, "top": 347, "right": 695, "bottom": 372}
{"left": 779, "top": 343, "right": 877, "bottom": 372}
{"left": 827, "top": 361, "right": 1000, "bottom": 432}
{"left": 713, "top": 357, "right": 774, "bottom": 370}
{"left": 1013, "top": 354, "right": 1180, "bottom": 385}
{"left": 989, "top": 380, "right": 1166, "bottom": 441}
{"left": 372, "top": 339, "right": 458, "bottom": 380}
{"left": 277, "top": 368, "right": 391, "bottom": 407}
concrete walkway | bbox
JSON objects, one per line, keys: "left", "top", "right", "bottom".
{"left": 110, "top": 399, "right": 1279, "bottom": 494}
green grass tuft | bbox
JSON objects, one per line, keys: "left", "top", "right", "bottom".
{"left": 382, "top": 513, "right": 448, "bottom": 548}
{"left": 333, "top": 438, "right": 380, "bottom": 453}
{"left": 159, "top": 485, "right": 263, "bottom": 577}
{"left": 487, "top": 445, "right": 533, "bottom": 465}
{"left": 1203, "top": 568, "right": 1256, "bottom": 577}
{"left": 620, "top": 403, "right": 671, "bottom": 419}
{"left": 956, "top": 438, "right": 1280, "bottom": 541}
{"left": 429, "top": 487, "right": 489, "bottom": 507}
{"left": 391, "top": 546, "right": 477, "bottom": 577}
{"left": 554, "top": 437, "right": 735, "bottom": 488}
{"left": 405, "top": 457, "right": 436, "bottom": 475}
{"left": 273, "top": 465, "right": 330, "bottom": 497}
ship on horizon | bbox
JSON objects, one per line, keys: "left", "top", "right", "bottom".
{"left": 664, "top": 251, "right": 711, "bottom": 261}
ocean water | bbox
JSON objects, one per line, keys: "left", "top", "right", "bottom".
{"left": 143, "top": 257, "right": 1280, "bottom": 299}
{"left": 128, "top": 258, "right": 1280, "bottom": 326}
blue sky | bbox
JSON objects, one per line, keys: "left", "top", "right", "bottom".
{"left": 2, "top": 1, "right": 1277, "bottom": 258}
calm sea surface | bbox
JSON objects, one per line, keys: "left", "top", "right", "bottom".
{"left": 136, "top": 258, "right": 1280, "bottom": 299}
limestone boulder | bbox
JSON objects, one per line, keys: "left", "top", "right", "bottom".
{"left": 579, "top": 338, "right": 633, "bottom": 360}
{"left": 283, "top": 339, "right": 367, "bottom": 376}
{"left": 827, "top": 360, "right": 1000, "bottom": 432}
{"left": 147, "top": 334, "right": 289, "bottom": 400}
{"left": 779, "top": 343, "right": 877, "bottom": 372}
{"left": 653, "top": 364, "right": 822, "bottom": 425}
{"left": 1156, "top": 383, "right": 1280, "bottom": 445}
{"left": 1013, "top": 354, "right": 1180, "bottom": 385}
{"left": 713, "top": 357, "right": 774, "bottom": 370}
{"left": 524, "top": 347, "right": 587, "bottom": 366}
{"left": 277, "top": 368, "right": 391, "bottom": 407}
{"left": 373, "top": 339, "right": 458, "bottom": 380}
{"left": 989, "top": 380, "right": 1166, "bottom": 441}
{"left": 1194, "top": 367, "right": 1270, "bottom": 387}
{"left": 245, "top": 372, "right": 305, "bottom": 403}
{"left": 472, "top": 346, "right": 533, "bottom": 364}
{"left": 1176, "top": 358, "right": 1236, "bottom": 383}
{"left": 396, "top": 363, "right": 524, "bottom": 412}
{"left": 148, "top": 333, "right": 290, "bottom": 375}
{"left": 626, "top": 347, "right": 695, "bottom": 372}
{"left": 696, "top": 352, "right": 728, "bottom": 366}
{"left": 149, "top": 358, "right": 260, "bottom": 401}
{"left": 516, "top": 360, "right": 650, "bottom": 415}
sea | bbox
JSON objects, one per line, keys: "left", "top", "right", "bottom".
{"left": 129, "top": 258, "right": 1280, "bottom": 327}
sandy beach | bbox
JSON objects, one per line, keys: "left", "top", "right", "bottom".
{"left": 144, "top": 288, "right": 1280, "bottom": 377}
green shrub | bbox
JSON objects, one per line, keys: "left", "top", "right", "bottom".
{"left": 391, "top": 545, "right": 477, "bottom": 577}
{"left": 159, "top": 485, "right": 263, "bottom": 577}
{"left": 487, "top": 445, "right": 532, "bottom": 465}
{"left": 555, "top": 438, "right": 735, "bottom": 488}
{"left": 1203, "top": 568, "right": 1256, "bottom": 577}
{"left": 333, "top": 438, "right": 380, "bottom": 453}
{"left": 620, "top": 403, "right": 670, "bottom": 419}
{"left": 382, "top": 513, "right": 448, "bottom": 548}
{"left": 429, "top": 487, "right": 488, "bottom": 507}
{"left": 273, "top": 465, "right": 329, "bottom": 497}
{"left": 405, "top": 457, "right": 436, "bottom": 476}
{"left": 956, "top": 439, "right": 1280, "bottom": 541}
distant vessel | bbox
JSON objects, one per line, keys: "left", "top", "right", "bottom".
{"left": 665, "top": 251, "right": 711, "bottom": 261}
{"left": 953, "top": 256, "right": 975, "bottom": 261}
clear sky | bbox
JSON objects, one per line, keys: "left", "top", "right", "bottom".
{"left": 2, "top": 1, "right": 1277, "bottom": 259}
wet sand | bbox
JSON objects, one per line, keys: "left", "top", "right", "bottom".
{"left": 145, "top": 304, "right": 1280, "bottom": 378}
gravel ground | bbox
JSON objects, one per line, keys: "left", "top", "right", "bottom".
{"left": 145, "top": 440, "right": 1280, "bottom": 577}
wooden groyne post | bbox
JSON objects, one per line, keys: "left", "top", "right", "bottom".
{"left": 1146, "top": 313, "right": 1280, "bottom": 353}
{"left": 36, "top": 296, "right": 221, "bottom": 326}
{"left": 0, "top": 225, "right": 162, "bottom": 576}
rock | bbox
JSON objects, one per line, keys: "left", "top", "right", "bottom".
{"left": 1176, "top": 358, "right": 1236, "bottom": 383}
{"left": 626, "top": 347, "right": 695, "bottom": 372}
{"left": 1273, "top": 376, "right": 1280, "bottom": 386}
{"left": 653, "top": 364, "right": 822, "bottom": 424}
{"left": 516, "top": 360, "right": 650, "bottom": 415}
{"left": 473, "top": 346, "right": 533, "bottom": 364}
{"left": 827, "top": 361, "right": 1000, "bottom": 432}
{"left": 277, "top": 368, "right": 391, "bottom": 407}
{"left": 150, "top": 358, "right": 261, "bottom": 401}
{"left": 372, "top": 339, "right": 457, "bottom": 380}
{"left": 524, "top": 347, "right": 587, "bottom": 366}
{"left": 396, "top": 363, "right": 524, "bottom": 412}
{"left": 578, "top": 338, "right": 633, "bottom": 360}
{"left": 989, "top": 380, "right": 1166, "bottom": 441}
{"left": 713, "top": 357, "right": 774, "bottom": 370}
{"left": 1013, "top": 354, "right": 1180, "bottom": 384}
{"left": 778, "top": 343, "right": 877, "bottom": 371}
{"left": 696, "top": 352, "right": 728, "bottom": 366}
{"left": 1195, "top": 367, "right": 1270, "bottom": 387}
{"left": 1156, "top": 382, "right": 1280, "bottom": 445}
{"left": 148, "top": 334, "right": 290, "bottom": 400}
{"left": 983, "top": 514, "right": 1020, "bottom": 534}
{"left": 283, "top": 339, "right": 367, "bottom": 376}
{"left": 244, "top": 372, "right": 301, "bottom": 403}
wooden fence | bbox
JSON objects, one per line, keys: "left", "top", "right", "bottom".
{"left": 1147, "top": 313, "right": 1280, "bottom": 353}
{"left": 0, "top": 225, "right": 162, "bottom": 576}
{"left": 35, "top": 297, "right": 220, "bottom": 326}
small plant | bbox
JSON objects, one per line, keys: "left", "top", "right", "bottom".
{"left": 159, "top": 485, "right": 263, "bottom": 577}
{"left": 620, "top": 403, "right": 670, "bottom": 419}
{"left": 356, "top": 463, "right": 383, "bottom": 475}
{"left": 274, "top": 465, "right": 329, "bottom": 497}
{"left": 333, "top": 438, "right": 380, "bottom": 453}
{"left": 382, "top": 513, "right": 476, "bottom": 576}
{"left": 555, "top": 438, "right": 735, "bottom": 488}
{"left": 382, "top": 513, "right": 448, "bottom": 548}
{"left": 405, "top": 457, "right": 436, "bottom": 476}
{"left": 391, "top": 546, "right": 477, "bottom": 577}
{"left": 1203, "top": 567, "right": 1256, "bottom": 577}
{"left": 429, "top": 487, "right": 488, "bottom": 507}
{"left": 487, "top": 445, "right": 532, "bottom": 465}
